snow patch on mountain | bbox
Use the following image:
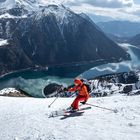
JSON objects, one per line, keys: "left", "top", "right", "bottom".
{"left": 0, "top": 0, "right": 39, "bottom": 10}
{"left": 0, "top": 95, "right": 140, "bottom": 140}
{"left": 40, "top": 0, "right": 63, "bottom": 5}
{"left": 0, "top": 0, "right": 74, "bottom": 22}
{"left": 0, "top": 39, "right": 9, "bottom": 46}
{"left": 0, "top": 13, "right": 27, "bottom": 19}
{"left": 0, "top": 0, "right": 16, "bottom": 10}
{"left": 37, "top": 5, "right": 72, "bottom": 20}
{"left": 0, "top": 87, "right": 19, "bottom": 95}
{"left": 0, "top": 0, "right": 61, "bottom": 10}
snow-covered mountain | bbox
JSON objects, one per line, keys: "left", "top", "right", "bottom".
{"left": 129, "top": 34, "right": 140, "bottom": 47}
{"left": 90, "top": 71, "right": 140, "bottom": 97}
{"left": 0, "top": 0, "right": 61, "bottom": 10}
{"left": 0, "top": 95, "right": 140, "bottom": 140}
{"left": 97, "top": 21, "right": 140, "bottom": 37}
{"left": 0, "top": 0, "right": 130, "bottom": 76}
{"left": 0, "top": 0, "right": 39, "bottom": 10}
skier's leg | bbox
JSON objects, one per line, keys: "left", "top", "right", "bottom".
{"left": 71, "top": 95, "right": 87, "bottom": 109}
{"left": 71, "top": 96, "right": 80, "bottom": 109}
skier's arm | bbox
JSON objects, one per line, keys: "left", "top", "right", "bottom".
{"left": 68, "top": 85, "right": 80, "bottom": 92}
{"left": 68, "top": 86, "right": 77, "bottom": 92}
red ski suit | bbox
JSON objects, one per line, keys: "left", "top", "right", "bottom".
{"left": 68, "top": 83, "right": 89, "bottom": 110}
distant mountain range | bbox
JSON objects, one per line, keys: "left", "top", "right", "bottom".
{"left": 129, "top": 34, "right": 140, "bottom": 47}
{"left": 97, "top": 21, "right": 140, "bottom": 37}
{"left": 87, "top": 13, "right": 114, "bottom": 23}
{"left": 0, "top": 0, "right": 130, "bottom": 75}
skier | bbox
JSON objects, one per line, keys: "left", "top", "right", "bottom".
{"left": 67, "top": 78, "right": 90, "bottom": 111}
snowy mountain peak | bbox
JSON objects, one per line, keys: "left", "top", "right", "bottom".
{"left": 0, "top": 0, "right": 16, "bottom": 9}
{"left": 0, "top": 0, "right": 63, "bottom": 10}
{"left": 35, "top": 4, "right": 73, "bottom": 22}
{"left": 0, "top": 0, "right": 68, "bottom": 18}
{"left": 0, "top": 0, "right": 40, "bottom": 11}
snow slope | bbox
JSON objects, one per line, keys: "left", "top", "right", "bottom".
{"left": 0, "top": 95, "right": 140, "bottom": 140}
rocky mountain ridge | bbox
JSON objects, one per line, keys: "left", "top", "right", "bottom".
{"left": 0, "top": 0, "right": 130, "bottom": 76}
{"left": 43, "top": 71, "right": 140, "bottom": 98}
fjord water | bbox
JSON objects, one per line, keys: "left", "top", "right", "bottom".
{"left": 80, "top": 44, "right": 140, "bottom": 79}
{"left": 0, "top": 44, "right": 140, "bottom": 97}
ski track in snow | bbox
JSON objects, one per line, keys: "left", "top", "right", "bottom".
{"left": 0, "top": 95, "right": 140, "bottom": 140}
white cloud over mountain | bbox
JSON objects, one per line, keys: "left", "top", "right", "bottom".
{"left": 66, "top": 0, "right": 134, "bottom": 8}
{"left": 41, "top": 0, "right": 140, "bottom": 22}
{"left": 1, "top": 0, "right": 139, "bottom": 22}
{"left": 70, "top": 3, "right": 140, "bottom": 22}
{"left": 57, "top": 0, "right": 140, "bottom": 22}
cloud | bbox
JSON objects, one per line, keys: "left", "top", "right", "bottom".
{"left": 41, "top": 0, "right": 140, "bottom": 22}
{"left": 65, "top": 0, "right": 134, "bottom": 8}
{"left": 41, "top": 0, "right": 134, "bottom": 8}
{"left": 0, "top": 0, "right": 6, "bottom": 2}
{"left": 70, "top": 3, "right": 140, "bottom": 22}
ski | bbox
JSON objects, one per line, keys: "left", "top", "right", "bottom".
{"left": 60, "top": 107, "right": 92, "bottom": 119}
{"left": 63, "top": 110, "right": 84, "bottom": 117}
{"left": 49, "top": 109, "right": 66, "bottom": 118}
{"left": 78, "top": 106, "right": 91, "bottom": 111}
{"left": 49, "top": 106, "right": 91, "bottom": 118}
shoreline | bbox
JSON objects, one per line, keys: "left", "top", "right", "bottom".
{"left": 0, "top": 66, "right": 48, "bottom": 80}
{"left": 0, "top": 58, "right": 124, "bottom": 81}
{"left": 0, "top": 43, "right": 132, "bottom": 80}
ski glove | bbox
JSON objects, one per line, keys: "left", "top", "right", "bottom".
{"left": 63, "top": 87, "right": 68, "bottom": 91}
{"left": 80, "top": 101, "right": 86, "bottom": 105}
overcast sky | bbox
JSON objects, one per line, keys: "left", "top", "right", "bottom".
{"left": 42, "top": 0, "right": 140, "bottom": 22}
{"left": 135, "top": 0, "right": 140, "bottom": 4}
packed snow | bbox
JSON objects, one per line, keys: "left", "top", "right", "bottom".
{"left": 0, "top": 95, "right": 140, "bottom": 140}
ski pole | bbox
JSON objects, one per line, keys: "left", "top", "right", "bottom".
{"left": 48, "top": 86, "right": 63, "bottom": 108}
{"left": 48, "top": 96, "right": 59, "bottom": 108}
{"left": 86, "top": 103, "right": 118, "bottom": 113}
